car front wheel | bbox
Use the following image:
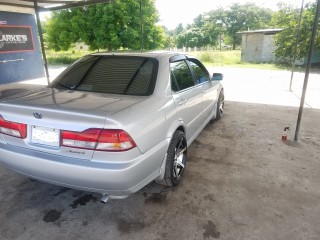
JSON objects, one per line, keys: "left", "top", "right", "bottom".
{"left": 215, "top": 91, "right": 224, "bottom": 120}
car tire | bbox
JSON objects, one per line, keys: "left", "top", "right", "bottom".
{"left": 157, "top": 130, "right": 187, "bottom": 187}
{"left": 215, "top": 91, "right": 224, "bottom": 120}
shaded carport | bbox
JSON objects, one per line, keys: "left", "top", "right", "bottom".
{"left": 0, "top": 2, "right": 320, "bottom": 239}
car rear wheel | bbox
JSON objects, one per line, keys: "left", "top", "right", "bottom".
{"left": 158, "top": 130, "right": 187, "bottom": 187}
{"left": 215, "top": 91, "right": 224, "bottom": 120}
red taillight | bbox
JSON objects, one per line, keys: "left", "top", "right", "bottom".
{"left": 61, "top": 128, "right": 136, "bottom": 152}
{"left": 0, "top": 115, "right": 27, "bottom": 139}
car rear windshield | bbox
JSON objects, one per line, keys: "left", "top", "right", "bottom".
{"left": 51, "top": 55, "right": 158, "bottom": 96}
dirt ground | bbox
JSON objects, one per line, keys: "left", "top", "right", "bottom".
{"left": 0, "top": 67, "right": 320, "bottom": 240}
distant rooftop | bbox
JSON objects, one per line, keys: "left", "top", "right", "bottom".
{"left": 237, "top": 29, "right": 283, "bottom": 35}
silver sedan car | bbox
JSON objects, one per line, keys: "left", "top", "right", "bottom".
{"left": 0, "top": 52, "right": 224, "bottom": 202}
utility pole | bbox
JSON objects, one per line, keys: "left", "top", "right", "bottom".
{"left": 294, "top": 0, "right": 320, "bottom": 141}
{"left": 34, "top": 0, "right": 50, "bottom": 85}
{"left": 289, "top": 0, "right": 305, "bottom": 91}
{"left": 139, "top": 0, "right": 144, "bottom": 52}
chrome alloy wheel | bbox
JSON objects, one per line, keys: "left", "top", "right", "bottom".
{"left": 219, "top": 97, "right": 224, "bottom": 116}
{"left": 173, "top": 137, "right": 187, "bottom": 179}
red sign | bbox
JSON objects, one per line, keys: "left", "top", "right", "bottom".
{"left": 0, "top": 25, "right": 35, "bottom": 54}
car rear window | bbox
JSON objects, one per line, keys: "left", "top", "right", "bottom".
{"left": 51, "top": 56, "right": 158, "bottom": 96}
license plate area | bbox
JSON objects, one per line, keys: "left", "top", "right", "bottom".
{"left": 31, "top": 126, "right": 60, "bottom": 147}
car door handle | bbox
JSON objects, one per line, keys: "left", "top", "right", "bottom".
{"left": 178, "top": 98, "right": 188, "bottom": 105}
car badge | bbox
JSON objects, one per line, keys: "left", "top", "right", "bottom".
{"left": 33, "top": 113, "right": 42, "bottom": 119}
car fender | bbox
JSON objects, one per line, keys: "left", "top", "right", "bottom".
{"left": 166, "top": 118, "right": 186, "bottom": 140}
{"left": 156, "top": 119, "right": 186, "bottom": 181}
{"left": 153, "top": 96, "right": 187, "bottom": 179}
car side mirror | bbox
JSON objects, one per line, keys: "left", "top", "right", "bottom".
{"left": 212, "top": 73, "right": 223, "bottom": 81}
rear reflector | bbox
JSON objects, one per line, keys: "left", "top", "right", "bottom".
{"left": 61, "top": 128, "right": 136, "bottom": 152}
{"left": 0, "top": 115, "right": 27, "bottom": 139}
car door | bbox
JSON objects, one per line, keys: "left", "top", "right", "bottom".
{"left": 187, "top": 59, "right": 219, "bottom": 121}
{"left": 170, "top": 59, "right": 204, "bottom": 142}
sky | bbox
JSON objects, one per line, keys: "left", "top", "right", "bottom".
{"left": 155, "top": 0, "right": 313, "bottom": 30}
{"left": 40, "top": 0, "right": 313, "bottom": 30}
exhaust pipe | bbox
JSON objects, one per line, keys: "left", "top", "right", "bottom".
{"left": 100, "top": 193, "right": 109, "bottom": 203}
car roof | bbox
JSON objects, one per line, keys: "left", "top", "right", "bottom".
{"left": 91, "top": 51, "right": 182, "bottom": 59}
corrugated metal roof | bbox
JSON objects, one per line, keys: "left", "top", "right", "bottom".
{"left": 237, "top": 29, "right": 283, "bottom": 35}
{"left": 0, "top": 0, "right": 111, "bottom": 12}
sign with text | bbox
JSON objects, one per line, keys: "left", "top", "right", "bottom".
{"left": 0, "top": 25, "right": 35, "bottom": 54}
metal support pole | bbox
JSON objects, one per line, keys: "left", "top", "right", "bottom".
{"left": 34, "top": 0, "right": 50, "bottom": 85}
{"left": 139, "top": 0, "right": 144, "bottom": 52}
{"left": 294, "top": 0, "right": 320, "bottom": 141}
{"left": 289, "top": 0, "right": 304, "bottom": 91}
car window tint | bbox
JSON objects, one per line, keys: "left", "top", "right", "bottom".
{"left": 188, "top": 60, "right": 209, "bottom": 84}
{"left": 170, "top": 72, "right": 179, "bottom": 92}
{"left": 170, "top": 60, "right": 194, "bottom": 91}
{"left": 53, "top": 56, "right": 157, "bottom": 96}
{"left": 56, "top": 56, "right": 98, "bottom": 88}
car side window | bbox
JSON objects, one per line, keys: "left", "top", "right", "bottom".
{"left": 188, "top": 60, "right": 209, "bottom": 85}
{"left": 170, "top": 60, "right": 194, "bottom": 91}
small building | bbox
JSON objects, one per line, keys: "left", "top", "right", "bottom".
{"left": 238, "top": 29, "right": 282, "bottom": 63}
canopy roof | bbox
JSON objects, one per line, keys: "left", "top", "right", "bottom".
{"left": 0, "top": 0, "right": 110, "bottom": 12}
{"left": 238, "top": 29, "right": 283, "bottom": 35}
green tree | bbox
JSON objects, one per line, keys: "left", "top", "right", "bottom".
{"left": 45, "top": 0, "right": 165, "bottom": 51}
{"left": 224, "top": 3, "right": 272, "bottom": 49}
{"left": 174, "top": 23, "right": 184, "bottom": 35}
{"left": 172, "top": 3, "right": 272, "bottom": 50}
{"left": 175, "top": 27, "right": 210, "bottom": 49}
{"left": 272, "top": 2, "right": 320, "bottom": 62}
{"left": 203, "top": 7, "right": 225, "bottom": 49}
{"left": 175, "top": 14, "right": 219, "bottom": 49}
{"left": 46, "top": 10, "right": 80, "bottom": 50}
{"left": 176, "top": 33, "right": 186, "bottom": 48}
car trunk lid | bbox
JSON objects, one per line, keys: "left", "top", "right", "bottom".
{"left": 0, "top": 88, "right": 147, "bottom": 160}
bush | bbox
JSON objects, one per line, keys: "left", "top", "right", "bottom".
{"left": 195, "top": 50, "right": 242, "bottom": 65}
{"left": 197, "top": 51, "right": 214, "bottom": 63}
{"left": 46, "top": 50, "right": 93, "bottom": 65}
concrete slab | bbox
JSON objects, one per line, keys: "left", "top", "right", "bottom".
{"left": 209, "top": 67, "right": 320, "bottom": 109}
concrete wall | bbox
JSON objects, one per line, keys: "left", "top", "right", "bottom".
{"left": 241, "top": 33, "right": 276, "bottom": 63}
{"left": 0, "top": 11, "right": 44, "bottom": 84}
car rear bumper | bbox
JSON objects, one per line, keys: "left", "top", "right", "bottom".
{"left": 0, "top": 140, "right": 169, "bottom": 197}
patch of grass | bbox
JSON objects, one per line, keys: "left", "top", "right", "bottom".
{"left": 222, "top": 62, "right": 291, "bottom": 71}
{"left": 195, "top": 50, "right": 242, "bottom": 65}
{"left": 46, "top": 49, "right": 301, "bottom": 71}
{"left": 46, "top": 50, "right": 93, "bottom": 65}
{"left": 193, "top": 50, "right": 291, "bottom": 70}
